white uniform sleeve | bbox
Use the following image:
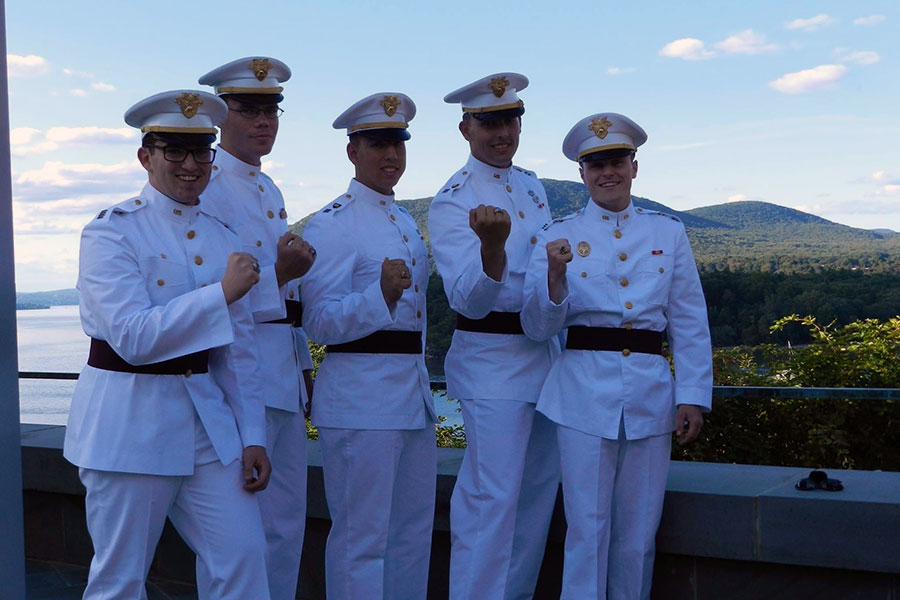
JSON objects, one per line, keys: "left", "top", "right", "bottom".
{"left": 428, "top": 190, "right": 508, "bottom": 319}
{"left": 300, "top": 214, "right": 395, "bottom": 345}
{"left": 78, "top": 223, "right": 235, "bottom": 364}
{"left": 248, "top": 263, "right": 286, "bottom": 323}
{"left": 522, "top": 228, "right": 569, "bottom": 342}
{"left": 294, "top": 326, "right": 314, "bottom": 371}
{"left": 666, "top": 227, "right": 713, "bottom": 411}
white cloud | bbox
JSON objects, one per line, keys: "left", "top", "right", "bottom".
{"left": 10, "top": 127, "right": 41, "bottom": 145}
{"left": 45, "top": 126, "right": 135, "bottom": 144}
{"left": 13, "top": 160, "right": 145, "bottom": 202}
{"left": 727, "top": 194, "right": 748, "bottom": 202}
{"left": 768, "top": 64, "right": 847, "bottom": 94}
{"left": 7, "top": 54, "right": 49, "bottom": 77}
{"left": 877, "top": 185, "right": 900, "bottom": 196}
{"left": 69, "top": 88, "right": 88, "bottom": 97}
{"left": 606, "top": 66, "right": 636, "bottom": 75}
{"left": 659, "top": 38, "right": 716, "bottom": 60}
{"left": 91, "top": 81, "right": 116, "bottom": 92}
{"left": 785, "top": 14, "right": 836, "bottom": 32}
{"left": 62, "top": 67, "right": 94, "bottom": 78}
{"left": 870, "top": 171, "right": 897, "bottom": 184}
{"left": 836, "top": 49, "right": 879, "bottom": 65}
{"left": 714, "top": 30, "right": 778, "bottom": 55}
{"left": 853, "top": 15, "right": 885, "bottom": 26}
{"left": 261, "top": 160, "right": 284, "bottom": 172}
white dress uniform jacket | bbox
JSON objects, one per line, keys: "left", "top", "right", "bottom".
{"left": 301, "top": 178, "right": 436, "bottom": 429}
{"left": 202, "top": 147, "right": 313, "bottom": 412}
{"left": 522, "top": 199, "right": 713, "bottom": 439}
{"left": 65, "top": 183, "right": 266, "bottom": 475}
{"left": 429, "top": 154, "right": 559, "bottom": 400}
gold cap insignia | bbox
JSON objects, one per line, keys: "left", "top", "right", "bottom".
{"left": 175, "top": 93, "right": 203, "bottom": 118}
{"left": 381, "top": 95, "right": 401, "bottom": 117}
{"left": 488, "top": 76, "right": 510, "bottom": 98}
{"left": 577, "top": 241, "right": 591, "bottom": 257}
{"left": 248, "top": 58, "right": 271, "bottom": 82}
{"left": 589, "top": 117, "right": 613, "bottom": 139}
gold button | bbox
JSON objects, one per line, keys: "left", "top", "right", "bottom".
{"left": 390, "top": 214, "right": 396, "bottom": 221}
{"left": 581, "top": 272, "right": 587, "bottom": 278}
{"left": 624, "top": 322, "right": 633, "bottom": 330}
{"left": 620, "top": 278, "right": 629, "bottom": 287}
{"left": 493, "top": 173, "right": 500, "bottom": 179}
{"left": 506, "top": 185, "right": 512, "bottom": 192}
{"left": 212, "top": 165, "right": 218, "bottom": 171}
{"left": 518, "top": 211, "right": 525, "bottom": 219}
{"left": 624, "top": 213, "right": 630, "bottom": 219}
{"left": 186, "top": 230, "right": 195, "bottom": 240}
{"left": 403, "top": 235, "right": 408, "bottom": 242}
{"left": 160, "top": 253, "right": 167, "bottom": 259}
{"left": 622, "top": 349, "right": 631, "bottom": 357}
{"left": 625, "top": 301, "right": 633, "bottom": 309}
{"left": 462, "top": 171, "right": 468, "bottom": 175}
{"left": 134, "top": 199, "right": 142, "bottom": 206}
{"left": 411, "top": 258, "right": 416, "bottom": 266}
{"left": 289, "top": 291, "right": 295, "bottom": 299}
{"left": 184, "top": 369, "right": 192, "bottom": 378}
{"left": 156, "top": 279, "right": 164, "bottom": 286}
{"left": 173, "top": 208, "right": 182, "bottom": 216}
{"left": 530, "top": 236, "right": 537, "bottom": 244}
{"left": 267, "top": 210, "right": 274, "bottom": 219}
{"left": 659, "top": 267, "right": 665, "bottom": 273}
{"left": 414, "top": 284, "right": 419, "bottom": 292}
{"left": 248, "top": 171, "right": 255, "bottom": 176}
{"left": 345, "top": 194, "right": 352, "bottom": 198}
{"left": 614, "top": 230, "right": 622, "bottom": 239}
{"left": 416, "top": 311, "right": 422, "bottom": 318}
{"left": 256, "top": 240, "right": 262, "bottom": 247}
{"left": 619, "top": 253, "right": 627, "bottom": 261}
{"left": 380, "top": 200, "right": 386, "bottom": 205}
{"left": 194, "top": 256, "right": 203, "bottom": 266}
{"left": 258, "top": 184, "right": 265, "bottom": 192}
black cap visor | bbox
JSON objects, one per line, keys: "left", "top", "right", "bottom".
{"left": 221, "top": 92, "right": 283, "bottom": 106}
{"left": 143, "top": 131, "right": 217, "bottom": 146}
{"left": 470, "top": 105, "right": 525, "bottom": 121}
{"left": 579, "top": 147, "right": 636, "bottom": 163}
{"left": 351, "top": 128, "right": 411, "bottom": 142}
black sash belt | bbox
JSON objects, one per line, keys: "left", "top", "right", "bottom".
{"left": 455, "top": 311, "right": 524, "bottom": 335}
{"left": 88, "top": 338, "right": 210, "bottom": 375}
{"left": 326, "top": 330, "right": 422, "bottom": 354}
{"left": 565, "top": 326, "right": 664, "bottom": 355}
{"left": 264, "top": 299, "right": 303, "bottom": 327}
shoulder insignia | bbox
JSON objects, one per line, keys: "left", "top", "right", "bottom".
{"left": 441, "top": 168, "right": 472, "bottom": 195}
{"left": 96, "top": 209, "right": 107, "bottom": 220}
{"left": 320, "top": 194, "right": 353, "bottom": 215}
{"left": 108, "top": 196, "right": 148, "bottom": 215}
{"left": 644, "top": 209, "right": 681, "bottom": 223}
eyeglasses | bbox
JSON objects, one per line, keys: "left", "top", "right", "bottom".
{"left": 228, "top": 106, "right": 284, "bottom": 120}
{"left": 144, "top": 145, "right": 217, "bottom": 164}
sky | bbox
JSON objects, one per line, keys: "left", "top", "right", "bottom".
{"left": 5, "top": 0, "right": 899, "bottom": 292}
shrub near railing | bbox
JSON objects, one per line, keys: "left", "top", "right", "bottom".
{"left": 673, "top": 316, "right": 900, "bottom": 470}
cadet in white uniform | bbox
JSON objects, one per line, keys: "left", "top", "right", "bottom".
{"left": 64, "top": 91, "right": 271, "bottom": 600}
{"left": 198, "top": 56, "right": 317, "bottom": 600}
{"left": 428, "top": 73, "right": 560, "bottom": 600}
{"left": 522, "top": 113, "right": 712, "bottom": 599}
{"left": 301, "top": 93, "right": 437, "bottom": 600}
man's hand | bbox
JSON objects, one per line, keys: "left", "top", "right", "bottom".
{"left": 470, "top": 205, "right": 510, "bottom": 281}
{"left": 275, "top": 232, "right": 317, "bottom": 286}
{"left": 221, "top": 252, "right": 260, "bottom": 305}
{"left": 242, "top": 445, "right": 271, "bottom": 492}
{"left": 381, "top": 258, "right": 412, "bottom": 305}
{"left": 545, "top": 238, "right": 573, "bottom": 304}
{"left": 675, "top": 404, "right": 704, "bottom": 446}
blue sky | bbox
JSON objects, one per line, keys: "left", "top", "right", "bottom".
{"left": 7, "top": 0, "right": 898, "bottom": 291}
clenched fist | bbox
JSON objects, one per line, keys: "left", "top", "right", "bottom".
{"left": 469, "top": 204, "right": 511, "bottom": 251}
{"left": 546, "top": 238, "right": 573, "bottom": 304}
{"left": 221, "top": 252, "right": 260, "bottom": 305}
{"left": 275, "top": 232, "right": 317, "bottom": 286}
{"left": 381, "top": 258, "right": 412, "bottom": 306}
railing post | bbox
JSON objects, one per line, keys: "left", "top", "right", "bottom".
{"left": 0, "top": 2, "right": 27, "bottom": 598}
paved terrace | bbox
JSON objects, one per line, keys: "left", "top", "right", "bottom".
{"left": 19, "top": 385, "right": 900, "bottom": 599}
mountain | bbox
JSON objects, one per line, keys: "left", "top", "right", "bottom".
{"left": 16, "top": 289, "right": 79, "bottom": 307}
{"left": 291, "top": 179, "right": 900, "bottom": 274}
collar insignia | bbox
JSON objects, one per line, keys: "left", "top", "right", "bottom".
{"left": 248, "top": 58, "right": 271, "bottom": 81}
{"left": 175, "top": 93, "right": 203, "bottom": 118}
{"left": 589, "top": 117, "right": 613, "bottom": 139}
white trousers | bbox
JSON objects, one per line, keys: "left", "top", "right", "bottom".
{"left": 557, "top": 422, "right": 670, "bottom": 600}
{"left": 80, "top": 461, "right": 269, "bottom": 600}
{"left": 196, "top": 407, "right": 308, "bottom": 600}
{"left": 450, "top": 399, "right": 559, "bottom": 600}
{"left": 319, "top": 426, "right": 437, "bottom": 600}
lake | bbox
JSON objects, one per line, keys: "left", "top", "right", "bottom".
{"left": 15, "top": 305, "right": 462, "bottom": 426}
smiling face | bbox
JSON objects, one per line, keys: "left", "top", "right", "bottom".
{"left": 347, "top": 134, "right": 406, "bottom": 195}
{"left": 138, "top": 141, "right": 212, "bottom": 205}
{"left": 460, "top": 114, "right": 521, "bottom": 168}
{"left": 219, "top": 97, "right": 279, "bottom": 166}
{"left": 579, "top": 153, "right": 639, "bottom": 212}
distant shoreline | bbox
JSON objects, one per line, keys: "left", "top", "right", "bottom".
{"left": 16, "top": 303, "right": 50, "bottom": 310}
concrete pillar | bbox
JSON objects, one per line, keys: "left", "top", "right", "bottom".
{"left": 0, "top": 2, "right": 28, "bottom": 598}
